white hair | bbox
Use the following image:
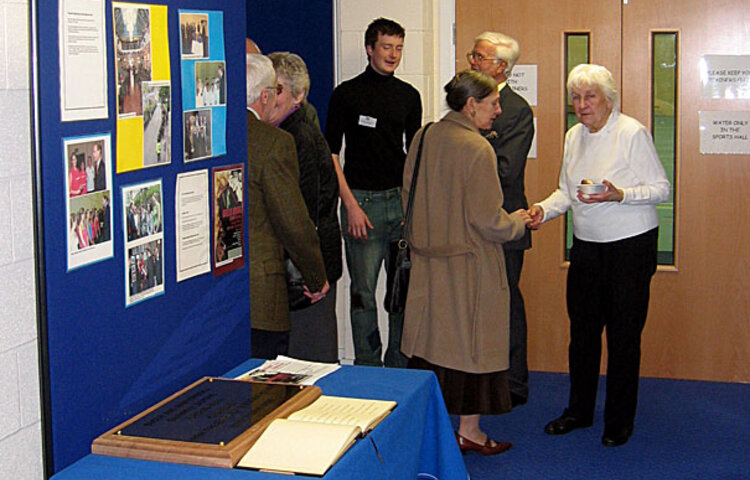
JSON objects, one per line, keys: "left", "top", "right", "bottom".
{"left": 268, "top": 51, "right": 310, "bottom": 100}
{"left": 246, "top": 54, "right": 275, "bottom": 106}
{"left": 474, "top": 31, "right": 520, "bottom": 75}
{"left": 566, "top": 64, "right": 620, "bottom": 110}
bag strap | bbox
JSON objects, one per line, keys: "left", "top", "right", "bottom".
{"left": 403, "top": 122, "right": 433, "bottom": 235}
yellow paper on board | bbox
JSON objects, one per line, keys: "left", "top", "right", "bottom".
{"left": 115, "top": 4, "right": 170, "bottom": 173}
{"left": 117, "top": 117, "right": 144, "bottom": 172}
{"left": 149, "top": 6, "right": 170, "bottom": 81}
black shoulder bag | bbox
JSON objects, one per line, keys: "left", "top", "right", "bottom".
{"left": 384, "top": 122, "right": 433, "bottom": 314}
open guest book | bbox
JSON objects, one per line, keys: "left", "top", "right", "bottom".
{"left": 237, "top": 395, "right": 397, "bottom": 476}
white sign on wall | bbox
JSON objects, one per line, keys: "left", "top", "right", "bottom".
{"left": 508, "top": 65, "right": 538, "bottom": 106}
{"left": 699, "top": 111, "right": 750, "bottom": 154}
{"left": 700, "top": 55, "right": 750, "bottom": 99}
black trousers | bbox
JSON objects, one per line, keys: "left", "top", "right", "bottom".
{"left": 504, "top": 248, "right": 529, "bottom": 400}
{"left": 289, "top": 284, "right": 339, "bottom": 363}
{"left": 565, "top": 228, "right": 658, "bottom": 429}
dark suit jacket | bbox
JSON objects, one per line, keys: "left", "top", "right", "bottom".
{"left": 279, "top": 104, "right": 342, "bottom": 284}
{"left": 247, "top": 112, "right": 326, "bottom": 331}
{"left": 94, "top": 159, "right": 106, "bottom": 191}
{"left": 481, "top": 84, "right": 534, "bottom": 250}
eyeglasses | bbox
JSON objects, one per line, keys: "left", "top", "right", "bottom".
{"left": 265, "top": 84, "right": 283, "bottom": 95}
{"left": 466, "top": 52, "right": 500, "bottom": 64}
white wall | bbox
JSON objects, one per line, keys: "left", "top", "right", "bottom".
{"left": 333, "top": 0, "right": 454, "bottom": 362}
{"left": 0, "top": 0, "right": 44, "bottom": 478}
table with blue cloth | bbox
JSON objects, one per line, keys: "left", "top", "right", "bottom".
{"left": 51, "top": 359, "right": 468, "bottom": 480}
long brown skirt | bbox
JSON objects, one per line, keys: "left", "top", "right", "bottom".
{"left": 408, "top": 356, "right": 512, "bottom": 416}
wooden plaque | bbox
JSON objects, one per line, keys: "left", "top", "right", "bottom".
{"left": 91, "top": 377, "right": 321, "bottom": 468}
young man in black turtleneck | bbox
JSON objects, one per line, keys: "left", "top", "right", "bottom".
{"left": 325, "top": 17, "right": 422, "bottom": 368}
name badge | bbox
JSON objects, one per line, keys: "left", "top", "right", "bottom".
{"left": 358, "top": 115, "right": 377, "bottom": 128}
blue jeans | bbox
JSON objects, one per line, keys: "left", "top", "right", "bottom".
{"left": 342, "top": 188, "right": 408, "bottom": 367}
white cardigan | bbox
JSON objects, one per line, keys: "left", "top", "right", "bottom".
{"left": 537, "top": 110, "right": 670, "bottom": 242}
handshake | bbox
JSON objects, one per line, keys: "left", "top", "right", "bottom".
{"left": 513, "top": 179, "right": 624, "bottom": 230}
{"left": 512, "top": 206, "right": 544, "bottom": 230}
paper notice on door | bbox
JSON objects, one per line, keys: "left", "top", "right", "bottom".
{"left": 699, "top": 111, "right": 750, "bottom": 154}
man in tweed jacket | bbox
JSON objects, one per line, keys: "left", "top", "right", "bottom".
{"left": 246, "top": 54, "right": 329, "bottom": 358}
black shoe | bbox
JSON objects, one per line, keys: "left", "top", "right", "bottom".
{"left": 544, "top": 412, "right": 593, "bottom": 435}
{"left": 510, "top": 393, "right": 527, "bottom": 408}
{"left": 601, "top": 425, "right": 633, "bottom": 447}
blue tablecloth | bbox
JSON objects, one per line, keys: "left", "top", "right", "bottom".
{"left": 52, "top": 359, "right": 468, "bottom": 480}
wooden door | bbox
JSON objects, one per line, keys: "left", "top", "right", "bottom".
{"left": 621, "top": 0, "right": 749, "bottom": 381}
{"left": 456, "top": 0, "right": 749, "bottom": 382}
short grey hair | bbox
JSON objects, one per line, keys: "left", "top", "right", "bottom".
{"left": 268, "top": 52, "right": 310, "bottom": 101}
{"left": 566, "top": 63, "right": 620, "bottom": 110}
{"left": 474, "top": 31, "right": 520, "bottom": 75}
{"left": 246, "top": 54, "right": 275, "bottom": 106}
{"left": 444, "top": 70, "right": 496, "bottom": 112}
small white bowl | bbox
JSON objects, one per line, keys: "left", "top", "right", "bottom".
{"left": 578, "top": 183, "right": 606, "bottom": 195}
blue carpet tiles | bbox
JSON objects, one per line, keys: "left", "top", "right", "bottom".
{"left": 457, "top": 372, "right": 749, "bottom": 480}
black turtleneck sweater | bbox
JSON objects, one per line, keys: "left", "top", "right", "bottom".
{"left": 325, "top": 65, "right": 422, "bottom": 191}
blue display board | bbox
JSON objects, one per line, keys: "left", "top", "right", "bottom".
{"left": 33, "top": 0, "right": 248, "bottom": 474}
{"left": 246, "top": 0, "right": 334, "bottom": 128}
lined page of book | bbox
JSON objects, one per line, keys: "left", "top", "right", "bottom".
{"left": 237, "top": 419, "right": 359, "bottom": 476}
{"left": 287, "top": 396, "right": 397, "bottom": 433}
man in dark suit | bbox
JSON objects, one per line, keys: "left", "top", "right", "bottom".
{"left": 101, "top": 194, "right": 110, "bottom": 242}
{"left": 126, "top": 201, "right": 137, "bottom": 242}
{"left": 92, "top": 142, "right": 106, "bottom": 192}
{"left": 469, "top": 31, "right": 535, "bottom": 407}
{"left": 246, "top": 53, "right": 329, "bottom": 359}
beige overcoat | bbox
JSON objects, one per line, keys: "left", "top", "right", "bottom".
{"left": 401, "top": 111, "right": 527, "bottom": 374}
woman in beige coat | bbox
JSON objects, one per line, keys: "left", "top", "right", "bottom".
{"left": 402, "top": 70, "right": 531, "bottom": 455}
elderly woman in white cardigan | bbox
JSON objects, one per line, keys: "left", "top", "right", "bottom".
{"left": 529, "top": 63, "right": 670, "bottom": 447}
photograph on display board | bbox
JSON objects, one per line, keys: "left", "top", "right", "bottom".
{"left": 183, "top": 109, "right": 212, "bottom": 161}
{"left": 122, "top": 180, "right": 164, "bottom": 306}
{"left": 213, "top": 164, "right": 244, "bottom": 275}
{"left": 113, "top": 4, "right": 152, "bottom": 118}
{"left": 64, "top": 134, "right": 113, "bottom": 270}
{"left": 142, "top": 81, "right": 172, "bottom": 167}
{"left": 195, "top": 61, "right": 225, "bottom": 107}
{"left": 127, "top": 239, "right": 164, "bottom": 304}
{"left": 179, "top": 9, "right": 227, "bottom": 159}
{"left": 179, "top": 12, "right": 209, "bottom": 59}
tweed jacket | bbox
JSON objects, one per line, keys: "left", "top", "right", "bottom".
{"left": 401, "top": 111, "right": 527, "bottom": 374}
{"left": 247, "top": 112, "right": 326, "bottom": 331}
{"left": 481, "top": 84, "right": 534, "bottom": 250}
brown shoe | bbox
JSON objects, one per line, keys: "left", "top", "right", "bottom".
{"left": 455, "top": 431, "right": 512, "bottom": 456}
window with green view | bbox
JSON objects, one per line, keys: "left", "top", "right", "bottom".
{"left": 563, "top": 34, "right": 589, "bottom": 259}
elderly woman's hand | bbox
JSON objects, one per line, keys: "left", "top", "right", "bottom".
{"left": 513, "top": 208, "right": 532, "bottom": 225}
{"left": 577, "top": 179, "right": 624, "bottom": 204}
{"left": 527, "top": 205, "right": 544, "bottom": 230}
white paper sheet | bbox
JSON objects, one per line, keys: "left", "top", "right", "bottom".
{"left": 175, "top": 170, "right": 211, "bottom": 281}
{"left": 59, "top": 0, "right": 108, "bottom": 121}
{"left": 699, "top": 111, "right": 750, "bottom": 154}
